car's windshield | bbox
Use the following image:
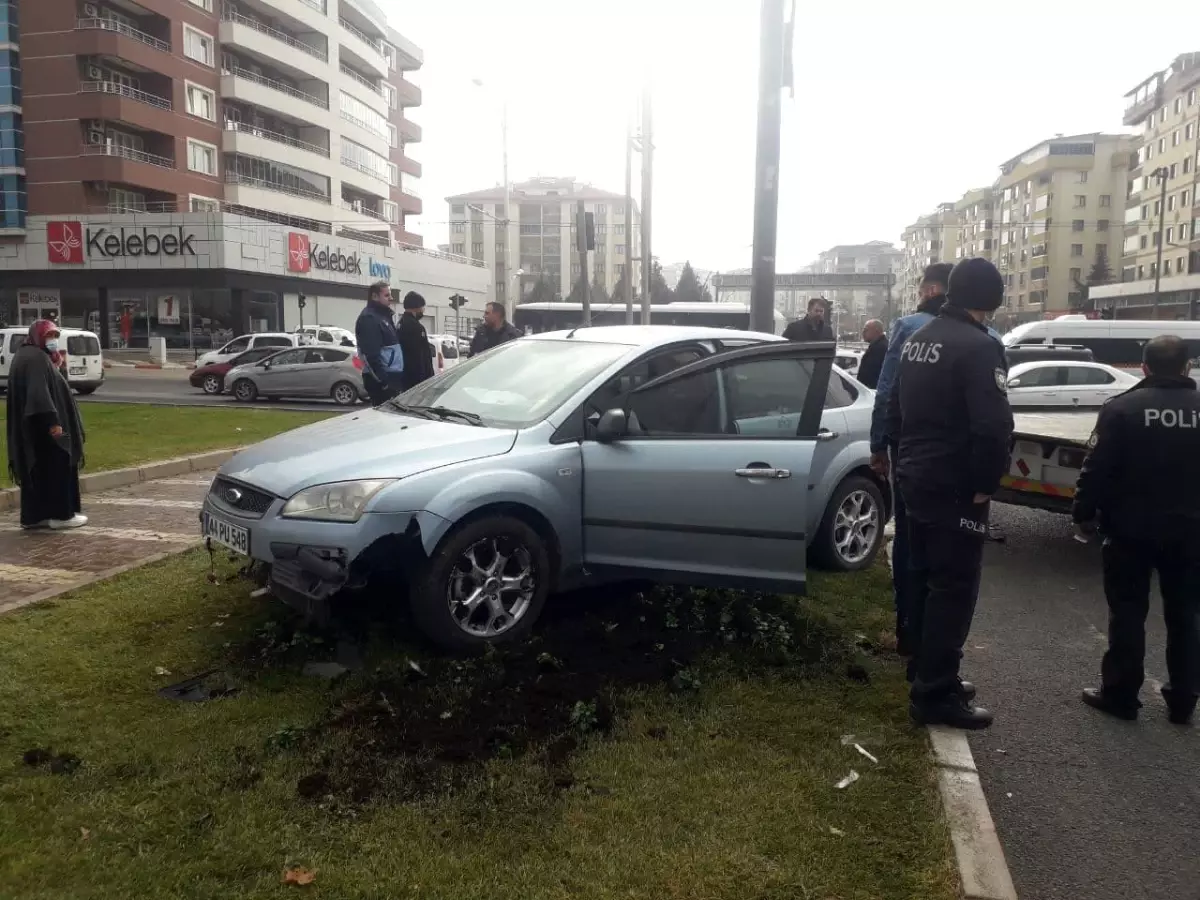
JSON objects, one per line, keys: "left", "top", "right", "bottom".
{"left": 389, "top": 338, "right": 632, "bottom": 427}
{"left": 1001, "top": 322, "right": 1038, "bottom": 346}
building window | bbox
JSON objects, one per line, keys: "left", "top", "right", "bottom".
{"left": 1072, "top": 219, "right": 1085, "bottom": 232}
{"left": 615, "top": 244, "right": 625, "bottom": 256}
{"left": 183, "top": 26, "right": 215, "bottom": 67}
{"left": 451, "top": 222, "right": 464, "bottom": 234}
{"left": 1071, "top": 243, "right": 1084, "bottom": 256}
{"left": 386, "top": 122, "right": 397, "bottom": 148}
{"left": 185, "top": 82, "right": 215, "bottom": 121}
{"left": 1190, "top": 89, "right": 1197, "bottom": 106}
{"left": 189, "top": 195, "right": 219, "bottom": 212}
{"left": 1099, "top": 194, "right": 1111, "bottom": 207}
{"left": 1140, "top": 235, "right": 1148, "bottom": 249}
{"left": 1098, "top": 219, "right": 1109, "bottom": 231}
{"left": 383, "top": 43, "right": 396, "bottom": 71}
{"left": 1159, "top": 138, "right": 1165, "bottom": 153}
{"left": 1186, "top": 157, "right": 1193, "bottom": 175}
{"left": 382, "top": 82, "right": 397, "bottom": 111}
{"left": 186, "top": 0, "right": 214, "bottom": 10}
{"left": 1069, "top": 267, "right": 1082, "bottom": 282}
{"left": 186, "top": 138, "right": 217, "bottom": 175}
{"left": 1075, "top": 171, "right": 1088, "bottom": 183}
{"left": 614, "top": 224, "right": 625, "bottom": 236}
{"left": 595, "top": 203, "right": 606, "bottom": 213}
{"left": 451, "top": 243, "right": 464, "bottom": 255}
{"left": 1073, "top": 195, "right": 1086, "bottom": 208}
{"left": 1165, "top": 259, "right": 1173, "bottom": 275}
{"left": 1175, "top": 97, "right": 1183, "bottom": 114}
{"left": 1173, "top": 130, "right": 1181, "bottom": 147}
{"left": 451, "top": 204, "right": 464, "bottom": 215}
{"left": 496, "top": 281, "right": 505, "bottom": 295}
{"left": 472, "top": 242, "right": 484, "bottom": 256}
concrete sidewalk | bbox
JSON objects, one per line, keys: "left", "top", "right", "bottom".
{"left": 0, "top": 473, "right": 212, "bottom": 615}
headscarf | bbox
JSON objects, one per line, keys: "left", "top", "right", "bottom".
{"left": 26, "top": 319, "right": 66, "bottom": 370}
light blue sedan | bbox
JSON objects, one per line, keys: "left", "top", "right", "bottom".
{"left": 201, "top": 327, "right": 888, "bottom": 651}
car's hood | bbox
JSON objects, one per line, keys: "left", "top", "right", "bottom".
{"left": 220, "top": 410, "right": 518, "bottom": 497}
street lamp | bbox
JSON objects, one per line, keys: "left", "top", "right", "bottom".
{"left": 472, "top": 78, "right": 511, "bottom": 319}
{"left": 1151, "top": 165, "right": 1169, "bottom": 317}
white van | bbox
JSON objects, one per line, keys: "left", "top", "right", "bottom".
{"left": 1001, "top": 316, "right": 1200, "bottom": 371}
{"left": 0, "top": 326, "right": 105, "bottom": 395}
{"left": 296, "top": 325, "right": 356, "bottom": 347}
{"left": 194, "top": 333, "right": 303, "bottom": 369}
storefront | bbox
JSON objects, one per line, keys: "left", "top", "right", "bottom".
{"left": 0, "top": 215, "right": 490, "bottom": 350}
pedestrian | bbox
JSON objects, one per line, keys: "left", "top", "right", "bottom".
{"left": 354, "top": 280, "right": 405, "bottom": 406}
{"left": 1074, "top": 334, "right": 1200, "bottom": 726}
{"left": 782, "top": 297, "right": 833, "bottom": 342}
{"left": 884, "top": 257, "right": 1013, "bottom": 729}
{"left": 397, "top": 290, "right": 435, "bottom": 391}
{"left": 869, "top": 262, "right": 955, "bottom": 654}
{"left": 5, "top": 319, "right": 88, "bottom": 531}
{"left": 856, "top": 318, "right": 888, "bottom": 388}
{"left": 468, "top": 301, "right": 523, "bottom": 357}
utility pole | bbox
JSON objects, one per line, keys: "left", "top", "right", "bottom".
{"left": 577, "top": 199, "right": 591, "bottom": 324}
{"left": 749, "top": 0, "right": 786, "bottom": 334}
{"left": 1152, "top": 165, "right": 1168, "bottom": 317}
{"left": 501, "top": 100, "right": 511, "bottom": 320}
{"left": 624, "top": 122, "right": 635, "bottom": 325}
{"left": 639, "top": 88, "right": 653, "bottom": 325}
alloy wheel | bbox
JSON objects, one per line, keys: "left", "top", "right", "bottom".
{"left": 446, "top": 536, "right": 536, "bottom": 637}
{"left": 833, "top": 489, "right": 880, "bottom": 565}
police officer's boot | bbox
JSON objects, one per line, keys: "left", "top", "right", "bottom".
{"left": 910, "top": 695, "right": 993, "bottom": 730}
{"left": 1161, "top": 685, "right": 1195, "bottom": 726}
{"left": 1080, "top": 688, "right": 1139, "bottom": 721}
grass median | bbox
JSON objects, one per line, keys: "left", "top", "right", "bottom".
{"left": 0, "top": 404, "right": 333, "bottom": 487}
{"left": 0, "top": 552, "right": 956, "bottom": 900}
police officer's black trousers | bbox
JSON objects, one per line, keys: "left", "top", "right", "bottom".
{"left": 362, "top": 372, "right": 399, "bottom": 408}
{"left": 905, "top": 517, "right": 984, "bottom": 703}
{"left": 888, "top": 446, "right": 912, "bottom": 649}
{"left": 1101, "top": 537, "right": 1200, "bottom": 716}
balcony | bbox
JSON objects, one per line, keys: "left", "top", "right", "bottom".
{"left": 220, "top": 8, "right": 328, "bottom": 66}
{"left": 338, "top": 16, "right": 387, "bottom": 78}
{"left": 226, "top": 170, "right": 328, "bottom": 202}
{"left": 221, "top": 67, "right": 328, "bottom": 128}
{"left": 398, "top": 116, "right": 422, "bottom": 143}
{"left": 397, "top": 188, "right": 421, "bottom": 215}
{"left": 76, "top": 17, "right": 169, "bottom": 53}
{"left": 393, "top": 149, "right": 421, "bottom": 178}
{"left": 339, "top": 199, "right": 389, "bottom": 223}
{"left": 339, "top": 63, "right": 382, "bottom": 96}
{"left": 396, "top": 76, "right": 422, "bottom": 107}
{"left": 225, "top": 170, "right": 334, "bottom": 226}
{"left": 338, "top": 63, "right": 389, "bottom": 117}
{"left": 77, "top": 142, "right": 187, "bottom": 194}
{"left": 80, "top": 80, "right": 171, "bottom": 111}
{"left": 223, "top": 120, "right": 330, "bottom": 173}
{"left": 83, "top": 142, "right": 173, "bottom": 169}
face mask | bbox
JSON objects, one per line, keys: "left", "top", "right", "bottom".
{"left": 44, "top": 339, "right": 60, "bottom": 353}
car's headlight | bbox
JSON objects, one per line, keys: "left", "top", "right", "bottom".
{"left": 280, "top": 479, "right": 395, "bottom": 522}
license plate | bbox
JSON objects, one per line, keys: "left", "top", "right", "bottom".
{"left": 202, "top": 511, "right": 250, "bottom": 555}
{"left": 69, "top": 367, "right": 87, "bottom": 375}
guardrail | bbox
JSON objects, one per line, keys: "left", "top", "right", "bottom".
{"left": 79, "top": 80, "right": 172, "bottom": 110}
{"left": 83, "top": 143, "right": 175, "bottom": 169}
{"left": 339, "top": 109, "right": 389, "bottom": 141}
{"left": 340, "top": 200, "right": 389, "bottom": 222}
{"left": 339, "top": 63, "right": 383, "bottom": 96}
{"left": 225, "top": 170, "right": 330, "bottom": 203}
{"left": 76, "top": 17, "right": 170, "bottom": 52}
{"left": 225, "top": 120, "right": 329, "bottom": 157}
{"left": 221, "top": 8, "right": 328, "bottom": 61}
{"left": 224, "top": 66, "right": 328, "bottom": 109}
{"left": 338, "top": 16, "right": 384, "bottom": 54}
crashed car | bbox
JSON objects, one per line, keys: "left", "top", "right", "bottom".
{"left": 201, "top": 326, "right": 888, "bottom": 651}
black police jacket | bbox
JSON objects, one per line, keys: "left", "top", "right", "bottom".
{"left": 885, "top": 304, "right": 1014, "bottom": 528}
{"left": 782, "top": 316, "right": 833, "bottom": 342}
{"left": 469, "top": 321, "right": 522, "bottom": 357}
{"left": 397, "top": 311, "right": 435, "bottom": 390}
{"left": 1073, "top": 374, "right": 1200, "bottom": 542}
{"left": 354, "top": 300, "right": 403, "bottom": 390}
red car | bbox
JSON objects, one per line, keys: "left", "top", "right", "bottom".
{"left": 189, "top": 346, "right": 280, "bottom": 395}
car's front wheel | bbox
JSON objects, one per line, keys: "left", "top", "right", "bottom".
{"left": 231, "top": 379, "right": 258, "bottom": 402}
{"left": 812, "top": 475, "right": 885, "bottom": 571}
{"left": 201, "top": 374, "right": 223, "bottom": 394}
{"left": 410, "top": 515, "right": 551, "bottom": 652}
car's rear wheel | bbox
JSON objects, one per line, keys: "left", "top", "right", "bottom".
{"left": 232, "top": 379, "right": 258, "bottom": 402}
{"left": 202, "top": 374, "right": 223, "bottom": 394}
{"left": 331, "top": 380, "right": 359, "bottom": 406}
{"left": 410, "top": 515, "right": 551, "bottom": 652}
{"left": 812, "top": 475, "right": 884, "bottom": 571}
{"left": 74, "top": 386, "right": 97, "bottom": 396}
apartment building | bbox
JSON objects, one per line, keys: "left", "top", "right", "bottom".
{"left": 954, "top": 187, "right": 996, "bottom": 264}
{"left": 992, "top": 133, "right": 1132, "bottom": 319}
{"left": 446, "top": 176, "right": 641, "bottom": 307}
{"left": 1096, "top": 52, "right": 1200, "bottom": 318}
{"left": 899, "top": 204, "right": 958, "bottom": 311}
{"left": 813, "top": 240, "right": 902, "bottom": 329}
{"left": 10, "top": 0, "right": 423, "bottom": 245}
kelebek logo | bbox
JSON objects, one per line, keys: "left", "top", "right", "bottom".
{"left": 288, "top": 232, "right": 311, "bottom": 273}
{"left": 47, "top": 221, "right": 84, "bottom": 264}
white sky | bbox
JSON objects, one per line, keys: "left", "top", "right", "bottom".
{"left": 383, "top": 0, "right": 1193, "bottom": 272}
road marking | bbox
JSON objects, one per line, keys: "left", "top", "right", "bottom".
{"left": 0, "top": 524, "right": 197, "bottom": 543}
{"left": 88, "top": 498, "right": 203, "bottom": 510}
{"left": 153, "top": 478, "right": 213, "bottom": 486}
{"left": 0, "top": 563, "right": 81, "bottom": 584}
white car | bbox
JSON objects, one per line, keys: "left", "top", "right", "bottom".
{"left": 834, "top": 348, "right": 863, "bottom": 379}
{"left": 296, "top": 325, "right": 356, "bottom": 347}
{"left": 194, "top": 333, "right": 303, "bottom": 369}
{"left": 1005, "top": 360, "right": 1139, "bottom": 408}
{"left": 0, "top": 326, "right": 105, "bottom": 395}
{"left": 428, "top": 334, "right": 462, "bottom": 373}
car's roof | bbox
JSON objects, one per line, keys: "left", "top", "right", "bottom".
{"left": 1009, "top": 359, "right": 1123, "bottom": 375}
{"left": 526, "top": 325, "right": 783, "bottom": 346}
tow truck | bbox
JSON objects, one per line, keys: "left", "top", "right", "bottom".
{"left": 994, "top": 412, "right": 1097, "bottom": 515}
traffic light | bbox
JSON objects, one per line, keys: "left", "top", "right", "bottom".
{"left": 585, "top": 212, "right": 595, "bottom": 251}
{"left": 448, "top": 294, "right": 468, "bottom": 310}
{"left": 297, "top": 293, "right": 307, "bottom": 309}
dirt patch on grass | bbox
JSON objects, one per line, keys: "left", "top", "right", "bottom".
{"left": 231, "top": 585, "right": 867, "bottom": 807}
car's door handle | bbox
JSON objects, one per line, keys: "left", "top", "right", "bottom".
{"left": 816, "top": 428, "right": 839, "bottom": 442}
{"left": 735, "top": 466, "right": 791, "bottom": 479}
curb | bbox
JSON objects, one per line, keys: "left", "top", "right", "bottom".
{"left": 0, "top": 448, "right": 239, "bottom": 513}
{"left": 928, "top": 727, "right": 1018, "bottom": 900}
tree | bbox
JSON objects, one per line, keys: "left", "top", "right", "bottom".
{"left": 591, "top": 271, "right": 610, "bottom": 305}
{"left": 674, "top": 261, "right": 705, "bottom": 304}
{"left": 1069, "top": 246, "right": 1114, "bottom": 313}
{"left": 526, "top": 276, "right": 556, "bottom": 305}
{"left": 650, "top": 259, "right": 674, "bottom": 304}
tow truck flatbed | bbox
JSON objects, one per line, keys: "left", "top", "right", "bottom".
{"left": 996, "top": 411, "right": 1098, "bottom": 514}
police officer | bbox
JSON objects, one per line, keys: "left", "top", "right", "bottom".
{"left": 885, "top": 257, "right": 1013, "bottom": 729}
{"left": 1074, "top": 335, "right": 1200, "bottom": 725}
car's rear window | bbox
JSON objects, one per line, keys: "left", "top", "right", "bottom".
{"left": 67, "top": 335, "right": 101, "bottom": 356}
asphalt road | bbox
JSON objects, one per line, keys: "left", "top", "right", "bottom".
{"left": 968, "top": 503, "right": 1198, "bottom": 900}
{"left": 78, "top": 368, "right": 348, "bottom": 413}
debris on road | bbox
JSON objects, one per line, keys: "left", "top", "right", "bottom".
{"left": 154, "top": 666, "right": 171, "bottom": 676}
{"left": 156, "top": 670, "right": 238, "bottom": 702}
{"left": 282, "top": 867, "right": 317, "bottom": 886}
{"left": 853, "top": 743, "right": 879, "bottom": 764}
{"left": 835, "top": 770, "right": 860, "bottom": 789}
{"left": 830, "top": 826, "right": 846, "bottom": 836}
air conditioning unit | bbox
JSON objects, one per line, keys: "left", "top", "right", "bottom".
{"left": 87, "top": 131, "right": 105, "bottom": 145}
{"left": 83, "top": 2, "right": 99, "bottom": 16}
{"left": 87, "top": 65, "right": 104, "bottom": 80}
{"left": 87, "top": 120, "right": 104, "bottom": 131}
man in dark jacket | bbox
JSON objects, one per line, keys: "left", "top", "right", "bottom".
{"left": 782, "top": 297, "right": 833, "bottom": 342}
{"left": 469, "top": 301, "right": 523, "bottom": 357}
{"left": 1074, "top": 335, "right": 1200, "bottom": 725}
{"left": 857, "top": 319, "right": 887, "bottom": 388}
{"left": 397, "top": 290, "right": 435, "bottom": 390}
{"left": 354, "top": 280, "right": 404, "bottom": 406}
{"left": 885, "top": 257, "right": 1014, "bottom": 730}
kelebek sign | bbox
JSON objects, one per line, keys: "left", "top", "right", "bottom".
{"left": 46, "top": 221, "right": 197, "bottom": 263}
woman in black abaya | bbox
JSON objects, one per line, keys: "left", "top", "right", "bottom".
{"left": 5, "top": 319, "right": 88, "bottom": 530}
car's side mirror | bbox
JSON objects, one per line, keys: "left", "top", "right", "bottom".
{"left": 595, "top": 408, "right": 628, "bottom": 443}
{"left": 1007, "top": 378, "right": 1020, "bottom": 389}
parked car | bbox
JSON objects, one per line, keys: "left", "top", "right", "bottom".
{"left": 193, "top": 333, "right": 302, "bottom": 369}
{"left": 1005, "top": 360, "right": 1139, "bottom": 408}
{"left": 227, "top": 345, "right": 368, "bottom": 406}
{"left": 428, "top": 333, "right": 461, "bottom": 373}
{"left": 834, "top": 348, "right": 863, "bottom": 379}
{"left": 189, "top": 346, "right": 281, "bottom": 395}
{"left": 1004, "top": 344, "right": 1094, "bottom": 368}
{"left": 296, "top": 325, "right": 356, "bottom": 347}
{"left": 203, "top": 327, "right": 887, "bottom": 651}
{"left": 0, "top": 326, "right": 104, "bottom": 395}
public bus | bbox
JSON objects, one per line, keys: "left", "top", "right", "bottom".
{"left": 1001, "top": 315, "right": 1200, "bottom": 370}
{"left": 513, "top": 301, "right": 787, "bottom": 335}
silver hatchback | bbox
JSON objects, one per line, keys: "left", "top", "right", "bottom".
{"left": 227, "top": 345, "right": 367, "bottom": 406}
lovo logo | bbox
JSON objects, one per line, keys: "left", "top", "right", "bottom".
{"left": 369, "top": 259, "right": 391, "bottom": 280}
{"left": 287, "top": 232, "right": 311, "bottom": 273}
{"left": 47, "top": 221, "right": 85, "bottom": 264}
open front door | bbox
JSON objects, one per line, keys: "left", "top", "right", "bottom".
{"left": 580, "top": 341, "right": 835, "bottom": 595}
